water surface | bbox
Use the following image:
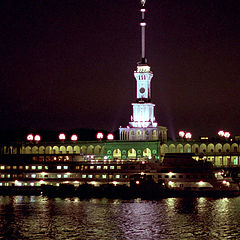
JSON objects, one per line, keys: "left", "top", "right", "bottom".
{"left": 0, "top": 196, "right": 240, "bottom": 240}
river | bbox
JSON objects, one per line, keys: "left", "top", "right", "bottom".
{"left": 0, "top": 196, "right": 240, "bottom": 240}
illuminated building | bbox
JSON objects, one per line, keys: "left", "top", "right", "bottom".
{"left": 119, "top": 0, "right": 167, "bottom": 142}
{"left": 0, "top": 0, "right": 240, "bottom": 191}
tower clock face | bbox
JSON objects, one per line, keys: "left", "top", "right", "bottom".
{"left": 140, "top": 87, "right": 145, "bottom": 93}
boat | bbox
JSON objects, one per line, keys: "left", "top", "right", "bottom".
{"left": 130, "top": 154, "right": 240, "bottom": 197}
{"left": 0, "top": 153, "right": 239, "bottom": 197}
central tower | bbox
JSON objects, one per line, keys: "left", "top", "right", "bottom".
{"left": 119, "top": 0, "right": 167, "bottom": 142}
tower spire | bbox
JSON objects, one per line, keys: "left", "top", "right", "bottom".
{"left": 140, "top": 0, "right": 147, "bottom": 64}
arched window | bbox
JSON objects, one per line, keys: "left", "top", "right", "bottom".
{"left": 128, "top": 148, "right": 136, "bottom": 159}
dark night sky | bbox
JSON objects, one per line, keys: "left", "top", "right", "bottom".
{"left": 0, "top": 0, "right": 240, "bottom": 139}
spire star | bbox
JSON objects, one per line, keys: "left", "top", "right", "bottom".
{"left": 141, "top": 0, "right": 146, "bottom": 7}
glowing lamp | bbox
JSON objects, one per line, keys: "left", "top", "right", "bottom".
{"left": 198, "top": 181, "right": 204, "bottom": 186}
{"left": 27, "top": 134, "right": 34, "bottom": 141}
{"left": 39, "top": 180, "right": 45, "bottom": 184}
{"left": 140, "top": 22, "right": 146, "bottom": 26}
{"left": 222, "top": 180, "right": 227, "bottom": 185}
{"left": 96, "top": 132, "right": 104, "bottom": 140}
{"left": 178, "top": 131, "right": 185, "bottom": 138}
{"left": 136, "top": 180, "right": 140, "bottom": 185}
{"left": 224, "top": 132, "right": 230, "bottom": 139}
{"left": 140, "top": 9, "right": 146, "bottom": 12}
{"left": 58, "top": 133, "right": 66, "bottom": 141}
{"left": 218, "top": 130, "right": 225, "bottom": 137}
{"left": 168, "top": 181, "right": 174, "bottom": 187}
{"left": 71, "top": 134, "right": 78, "bottom": 141}
{"left": 185, "top": 132, "right": 192, "bottom": 139}
{"left": 107, "top": 133, "right": 114, "bottom": 140}
{"left": 34, "top": 135, "right": 41, "bottom": 142}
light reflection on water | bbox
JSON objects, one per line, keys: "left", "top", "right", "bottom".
{"left": 0, "top": 196, "right": 240, "bottom": 240}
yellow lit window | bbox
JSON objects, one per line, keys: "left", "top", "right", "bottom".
{"left": 7, "top": 166, "right": 10, "bottom": 169}
{"left": 95, "top": 175, "right": 100, "bottom": 178}
{"left": 0, "top": 166, "right": 5, "bottom": 170}
{"left": 25, "top": 166, "right": 29, "bottom": 170}
{"left": 117, "top": 166, "right": 121, "bottom": 169}
{"left": 90, "top": 166, "right": 94, "bottom": 169}
{"left": 19, "top": 166, "right": 23, "bottom": 169}
{"left": 13, "top": 166, "right": 17, "bottom": 170}
{"left": 76, "top": 166, "right": 80, "bottom": 169}
{"left": 1, "top": 174, "right": 4, "bottom": 178}
{"left": 102, "top": 175, "right": 107, "bottom": 179}
{"left": 45, "top": 166, "right": 48, "bottom": 170}
{"left": 103, "top": 166, "right": 108, "bottom": 170}
{"left": 85, "top": 166, "right": 88, "bottom": 170}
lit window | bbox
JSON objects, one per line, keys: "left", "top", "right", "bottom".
{"left": 63, "top": 166, "right": 68, "bottom": 170}
{"left": 88, "top": 175, "right": 93, "bottom": 178}
{"left": 0, "top": 183, "right": 2, "bottom": 186}
{"left": 102, "top": 175, "right": 107, "bottom": 179}
{"left": 76, "top": 166, "right": 80, "bottom": 169}
{"left": 115, "top": 175, "right": 120, "bottom": 179}
{"left": 19, "top": 166, "right": 23, "bottom": 169}
{"left": 32, "top": 166, "right": 36, "bottom": 170}
{"left": 85, "top": 166, "right": 88, "bottom": 170}
{"left": 57, "top": 174, "right": 61, "bottom": 178}
{"left": 0, "top": 166, "right": 5, "bottom": 170}
{"left": 7, "top": 174, "right": 10, "bottom": 178}
{"left": 110, "top": 166, "right": 114, "bottom": 170}
{"left": 117, "top": 166, "right": 121, "bottom": 170}
{"left": 82, "top": 175, "right": 86, "bottom": 178}
{"left": 38, "top": 166, "right": 42, "bottom": 170}
{"left": 234, "top": 157, "right": 238, "bottom": 165}
{"left": 90, "top": 166, "right": 95, "bottom": 169}
{"left": 64, "top": 174, "right": 68, "bottom": 178}
{"left": 7, "top": 166, "right": 10, "bottom": 169}
{"left": 45, "top": 166, "right": 48, "bottom": 170}
{"left": 25, "top": 166, "right": 29, "bottom": 170}
{"left": 96, "top": 166, "right": 101, "bottom": 169}
{"left": 13, "top": 166, "right": 17, "bottom": 169}
{"left": 32, "top": 174, "right": 36, "bottom": 178}
{"left": 57, "top": 166, "right": 62, "bottom": 170}
{"left": 30, "top": 183, "right": 34, "bottom": 186}
{"left": 95, "top": 175, "right": 100, "bottom": 178}
{"left": 103, "top": 166, "right": 108, "bottom": 169}
{"left": 1, "top": 174, "right": 4, "bottom": 178}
